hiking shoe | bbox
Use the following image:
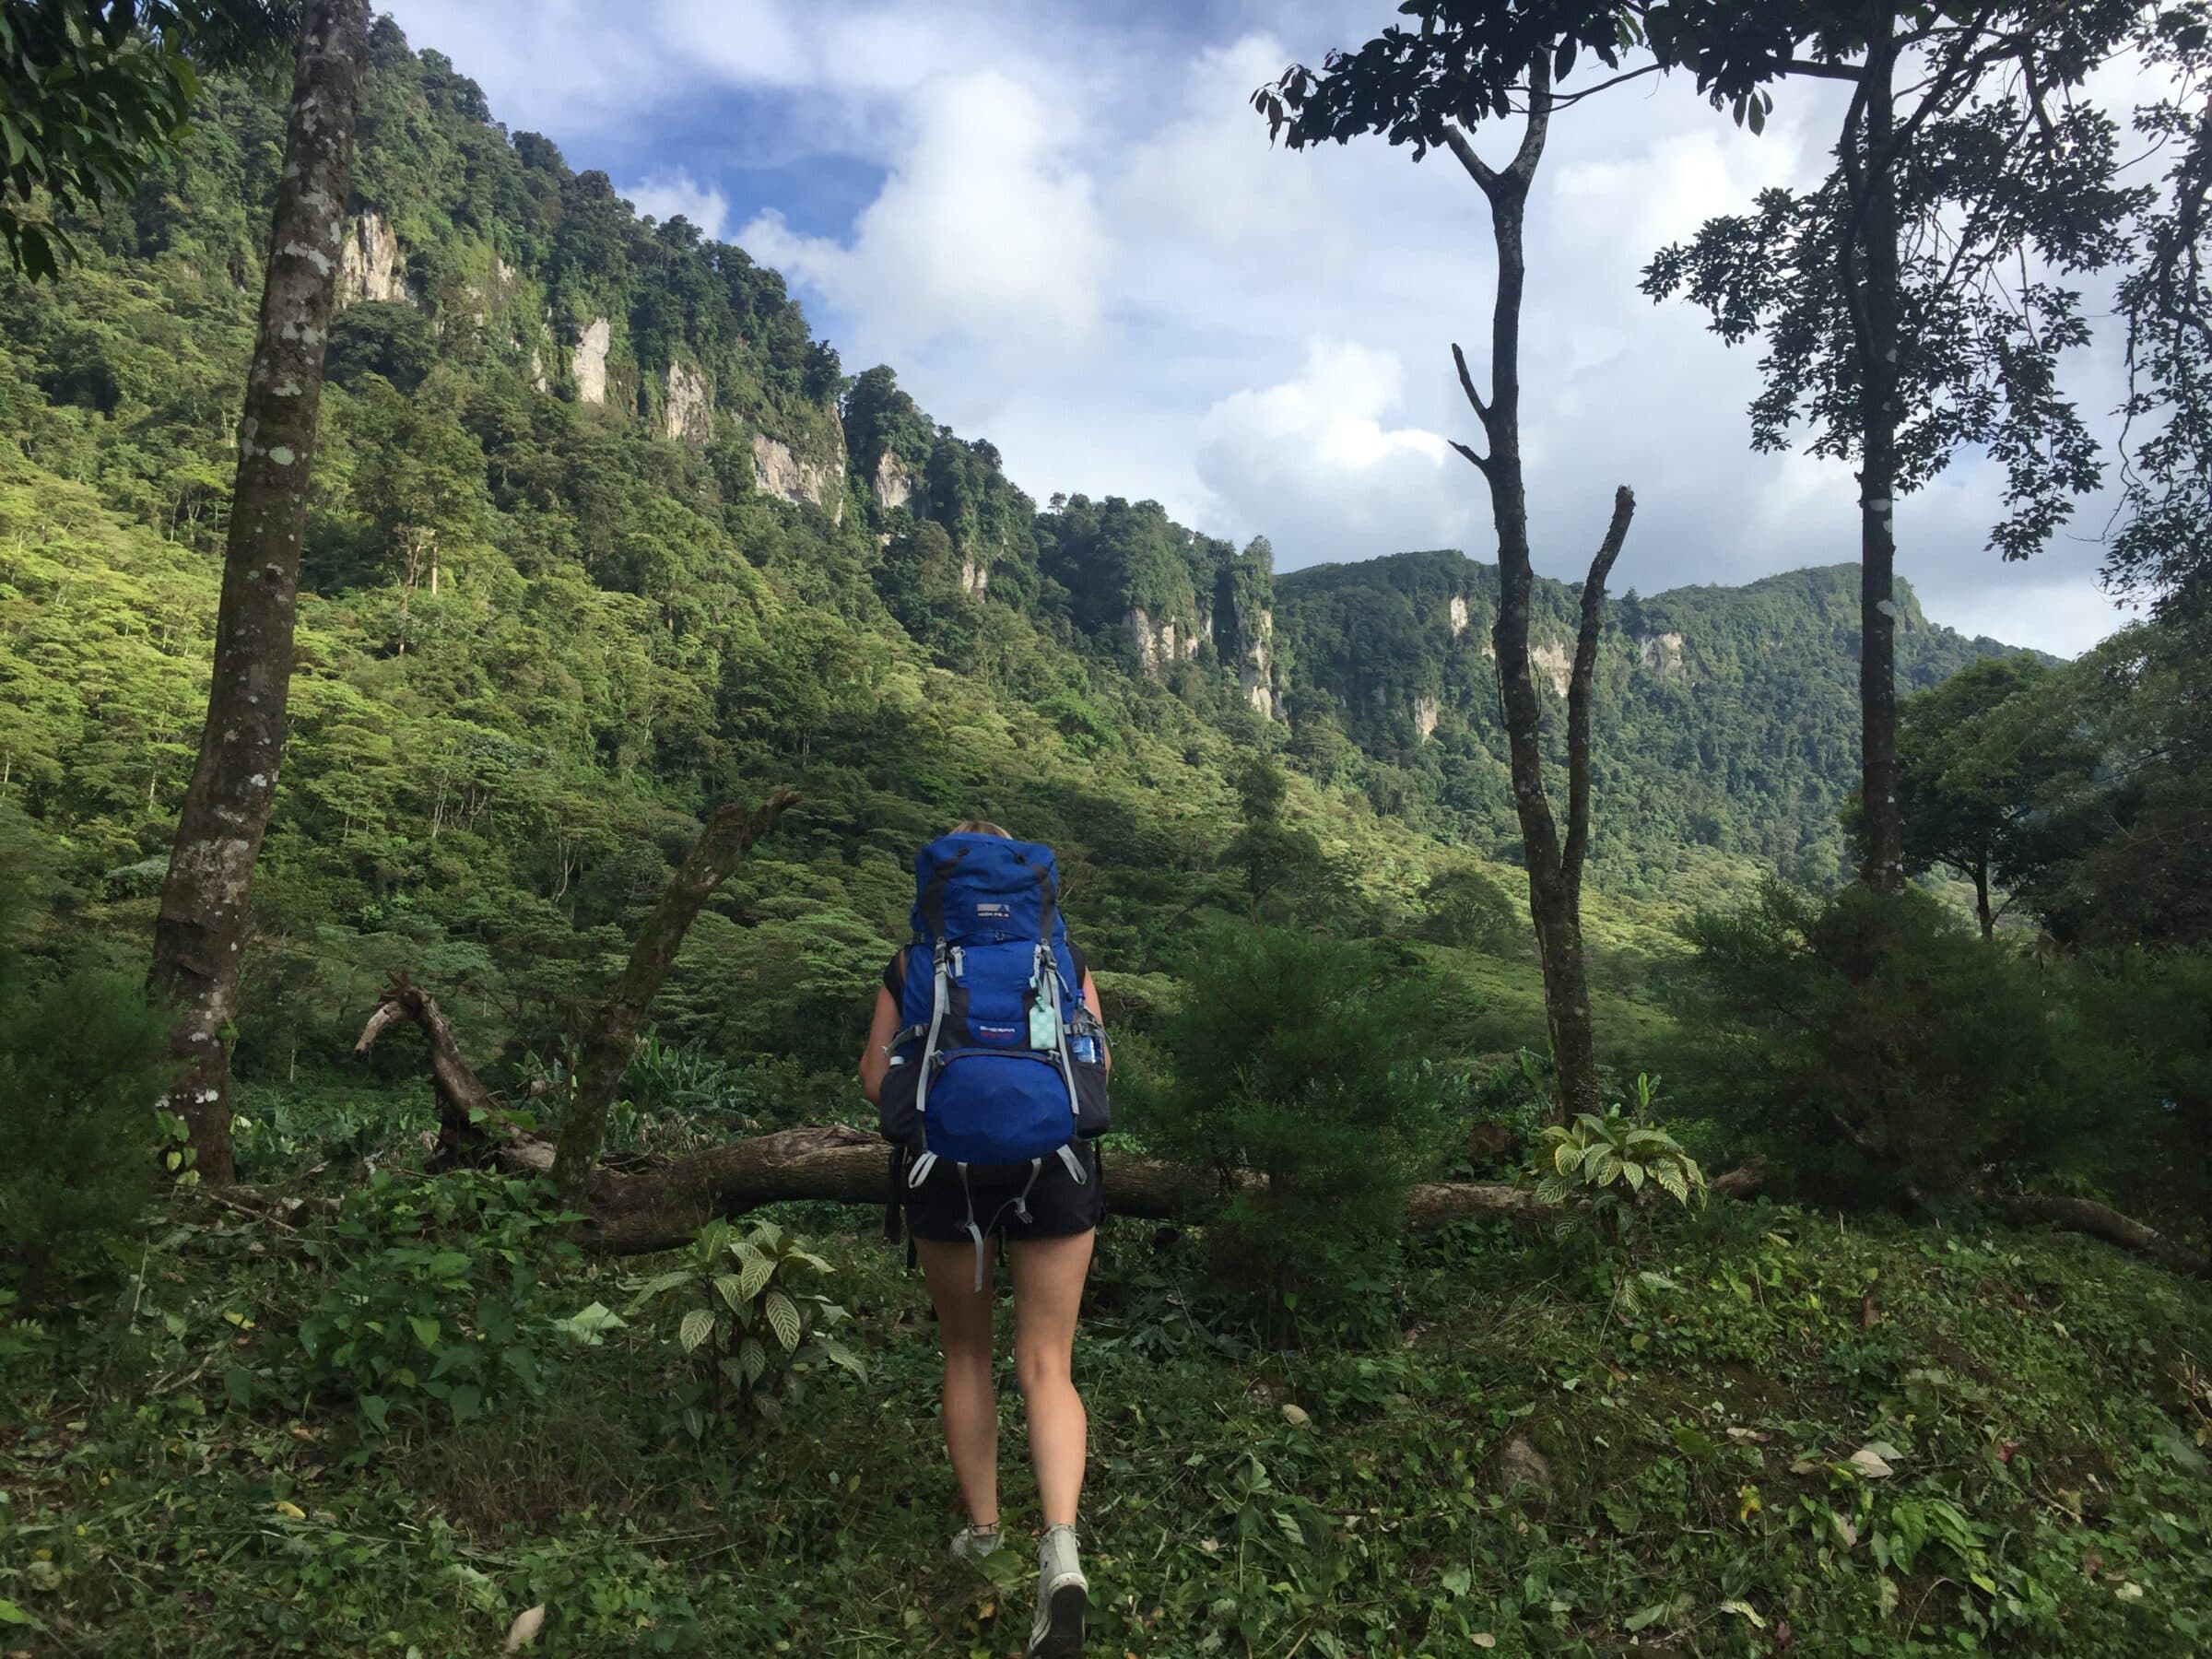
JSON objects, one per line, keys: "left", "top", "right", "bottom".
{"left": 1028, "top": 1524, "right": 1087, "bottom": 1656}
{"left": 948, "top": 1522, "right": 1003, "bottom": 1563}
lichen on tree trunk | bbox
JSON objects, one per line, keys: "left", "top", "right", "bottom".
{"left": 147, "top": 0, "right": 371, "bottom": 1187}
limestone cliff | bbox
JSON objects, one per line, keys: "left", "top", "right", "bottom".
{"left": 665, "top": 361, "right": 711, "bottom": 442}
{"left": 336, "top": 210, "right": 409, "bottom": 305}
{"left": 571, "top": 318, "right": 611, "bottom": 406}
{"left": 752, "top": 430, "right": 846, "bottom": 524}
{"left": 1636, "top": 630, "right": 1689, "bottom": 682}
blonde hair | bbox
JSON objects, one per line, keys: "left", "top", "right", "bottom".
{"left": 953, "top": 818, "right": 1012, "bottom": 838}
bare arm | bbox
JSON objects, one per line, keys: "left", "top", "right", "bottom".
{"left": 857, "top": 985, "right": 900, "bottom": 1105}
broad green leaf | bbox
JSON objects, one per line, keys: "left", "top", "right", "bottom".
{"left": 739, "top": 1335, "right": 766, "bottom": 1383}
{"left": 1553, "top": 1141, "right": 1581, "bottom": 1176}
{"left": 1620, "top": 1160, "right": 1647, "bottom": 1194}
{"left": 737, "top": 1249, "right": 775, "bottom": 1303}
{"left": 764, "top": 1289, "right": 802, "bottom": 1352}
{"left": 622, "top": 1270, "right": 692, "bottom": 1312}
{"left": 679, "top": 1307, "right": 716, "bottom": 1353}
{"left": 713, "top": 1272, "right": 746, "bottom": 1312}
{"left": 408, "top": 1315, "right": 441, "bottom": 1348}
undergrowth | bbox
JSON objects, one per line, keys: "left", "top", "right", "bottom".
{"left": 4, "top": 1163, "right": 2208, "bottom": 1656}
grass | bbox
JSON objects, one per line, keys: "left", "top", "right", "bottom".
{"left": 5, "top": 1167, "right": 2209, "bottom": 1657}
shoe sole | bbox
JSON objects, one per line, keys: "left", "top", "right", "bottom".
{"left": 1030, "top": 1582, "right": 1087, "bottom": 1656}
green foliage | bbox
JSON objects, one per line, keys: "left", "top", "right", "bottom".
{"left": 1665, "top": 883, "right": 2107, "bottom": 1203}
{"left": 1885, "top": 653, "right": 2090, "bottom": 934}
{"left": 621, "top": 1218, "right": 861, "bottom": 1441}
{"left": 0, "top": 813, "right": 172, "bottom": 1307}
{"left": 295, "top": 1170, "right": 581, "bottom": 1431}
{"left": 1129, "top": 925, "right": 1457, "bottom": 1337}
{"left": 2008, "top": 614, "right": 2212, "bottom": 949}
{"left": 1532, "top": 1079, "right": 1708, "bottom": 1231}
{"left": 1418, "top": 860, "right": 1520, "bottom": 951}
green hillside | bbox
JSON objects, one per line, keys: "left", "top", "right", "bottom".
{"left": 0, "top": 22, "right": 2028, "bottom": 1023}
{"left": 6, "top": 18, "right": 2212, "bottom": 1659}
{"left": 1275, "top": 555, "right": 2017, "bottom": 894}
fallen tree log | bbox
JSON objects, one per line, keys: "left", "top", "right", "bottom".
{"left": 1986, "top": 1194, "right": 2212, "bottom": 1280}
{"left": 490, "top": 1125, "right": 1768, "bottom": 1255}
{"left": 349, "top": 978, "right": 2200, "bottom": 1277}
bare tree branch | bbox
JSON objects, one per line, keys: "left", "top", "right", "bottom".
{"left": 1563, "top": 486, "right": 1637, "bottom": 893}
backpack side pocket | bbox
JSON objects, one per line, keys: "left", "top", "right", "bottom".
{"left": 877, "top": 1053, "right": 923, "bottom": 1152}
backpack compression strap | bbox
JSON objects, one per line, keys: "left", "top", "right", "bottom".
{"left": 1031, "top": 865, "right": 1083, "bottom": 1127}
{"left": 913, "top": 936, "right": 951, "bottom": 1144}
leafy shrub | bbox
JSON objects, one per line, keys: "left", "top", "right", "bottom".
{"left": 296, "top": 1171, "right": 582, "bottom": 1430}
{"left": 1417, "top": 863, "right": 1521, "bottom": 953}
{"left": 2066, "top": 947, "right": 2212, "bottom": 1228}
{"left": 1127, "top": 925, "right": 1457, "bottom": 1339}
{"left": 0, "top": 829, "right": 174, "bottom": 1309}
{"left": 623, "top": 1218, "right": 863, "bottom": 1441}
{"left": 1534, "top": 1076, "right": 1708, "bottom": 1235}
{"left": 1662, "top": 883, "right": 2107, "bottom": 1204}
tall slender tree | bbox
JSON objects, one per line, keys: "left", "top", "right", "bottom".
{"left": 1639, "top": 0, "right": 2155, "bottom": 889}
{"left": 148, "top": 0, "right": 370, "bottom": 1185}
{"left": 1258, "top": 45, "right": 1636, "bottom": 1124}
{"left": 1275, "top": 5, "right": 2198, "bottom": 894}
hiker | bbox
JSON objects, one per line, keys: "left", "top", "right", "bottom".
{"left": 859, "top": 819, "right": 1112, "bottom": 1658}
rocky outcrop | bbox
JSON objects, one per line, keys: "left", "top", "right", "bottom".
{"left": 750, "top": 431, "right": 845, "bottom": 523}
{"left": 665, "top": 361, "right": 711, "bottom": 442}
{"left": 1636, "top": 629, "right": 1688, "bottom": 682}
{"left": 872, "top": 451, "right": 923, "bottom": 514}
{"left": 1125, "top": 607, "right": 1201, "bottom": 677}
{"left": 1234, "top": 603, "right": 1280, "bottom": 718}
{"left": 1449, "top": 595, "right": 1470, "bottom": 636}
{"left": 572, "top": 317, "right": 612, "bottom": 406}
{"left": 1531, "top": 641, "right": 1572, "bottom": 698}
{"left": 959, "top": 556, "right": 990, "bottom": 597}
{"left": 1415, "top": 695, "right": 1440, "bottom": 740}
{"left": 336, "top": 210, "right": 408, "bottom": 305}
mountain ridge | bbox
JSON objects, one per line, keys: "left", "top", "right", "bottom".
{"left": 0, "top": 18, "right": 2032, "bottom": 971}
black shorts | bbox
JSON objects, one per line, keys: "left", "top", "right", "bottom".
{"left": 898, "top": 1144, "right": 1103, "bottom": 1243}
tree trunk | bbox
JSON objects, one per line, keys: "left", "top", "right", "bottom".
{"left": 549, "top": 789, "right": 801, "bottom": 1195}
{"left": 147, "top": 0, "right": 371, "bottom": 1188}
{"left": 1846, "top": 13, "right": 1906, "bottom": 893}
{"left": 1973, "top": 860, "right": 1994, "bottom": 940}
{"left": 509, "top": 1124, "right": 1769, "bottom": 1255}
{"left": 1441, "top": 60, "right": 1623, "bottom": 1124}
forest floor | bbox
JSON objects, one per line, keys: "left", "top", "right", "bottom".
{"left": 4, "top": 1139, "right": 2210, "bottom": 1657}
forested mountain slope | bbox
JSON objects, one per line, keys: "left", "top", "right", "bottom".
{"left": 0, "top": 23, "right": 2025, "bottom": 1079}
{"left": 1274, "top": 555, "right": 2016, "bottom": 892}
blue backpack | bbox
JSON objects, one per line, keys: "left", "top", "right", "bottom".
{"left": 877, "top": 833, "right": 1110, "bottom": 1246}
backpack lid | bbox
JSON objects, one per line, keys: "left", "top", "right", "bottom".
{"left": 911, "top": 832, "right": 1063, "bottom": 947}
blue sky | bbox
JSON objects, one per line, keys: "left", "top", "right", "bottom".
{"left": 379, "top": 0, "right": 2147, "bottom": 655}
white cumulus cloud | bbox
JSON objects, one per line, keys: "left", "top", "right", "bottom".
{"left": 739, "top": 70, "right": 1108, "bottom": 361}
{"left": 623, "top": 170, "right": 730, "bottom": 241}
{"left": 1197, "top": 339, "right": 1477, "bottom": 562}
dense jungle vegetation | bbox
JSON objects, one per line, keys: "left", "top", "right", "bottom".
{"left": 3, "top": 18, "right": 2209, "bottom": 1657}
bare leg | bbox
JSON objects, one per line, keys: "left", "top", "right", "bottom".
{"left": 916, "top": 1236, "right": 1001, "bottom": 1530}
{"left": 1006, "top": 1230, "right": 1094, "bottom": 1528}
